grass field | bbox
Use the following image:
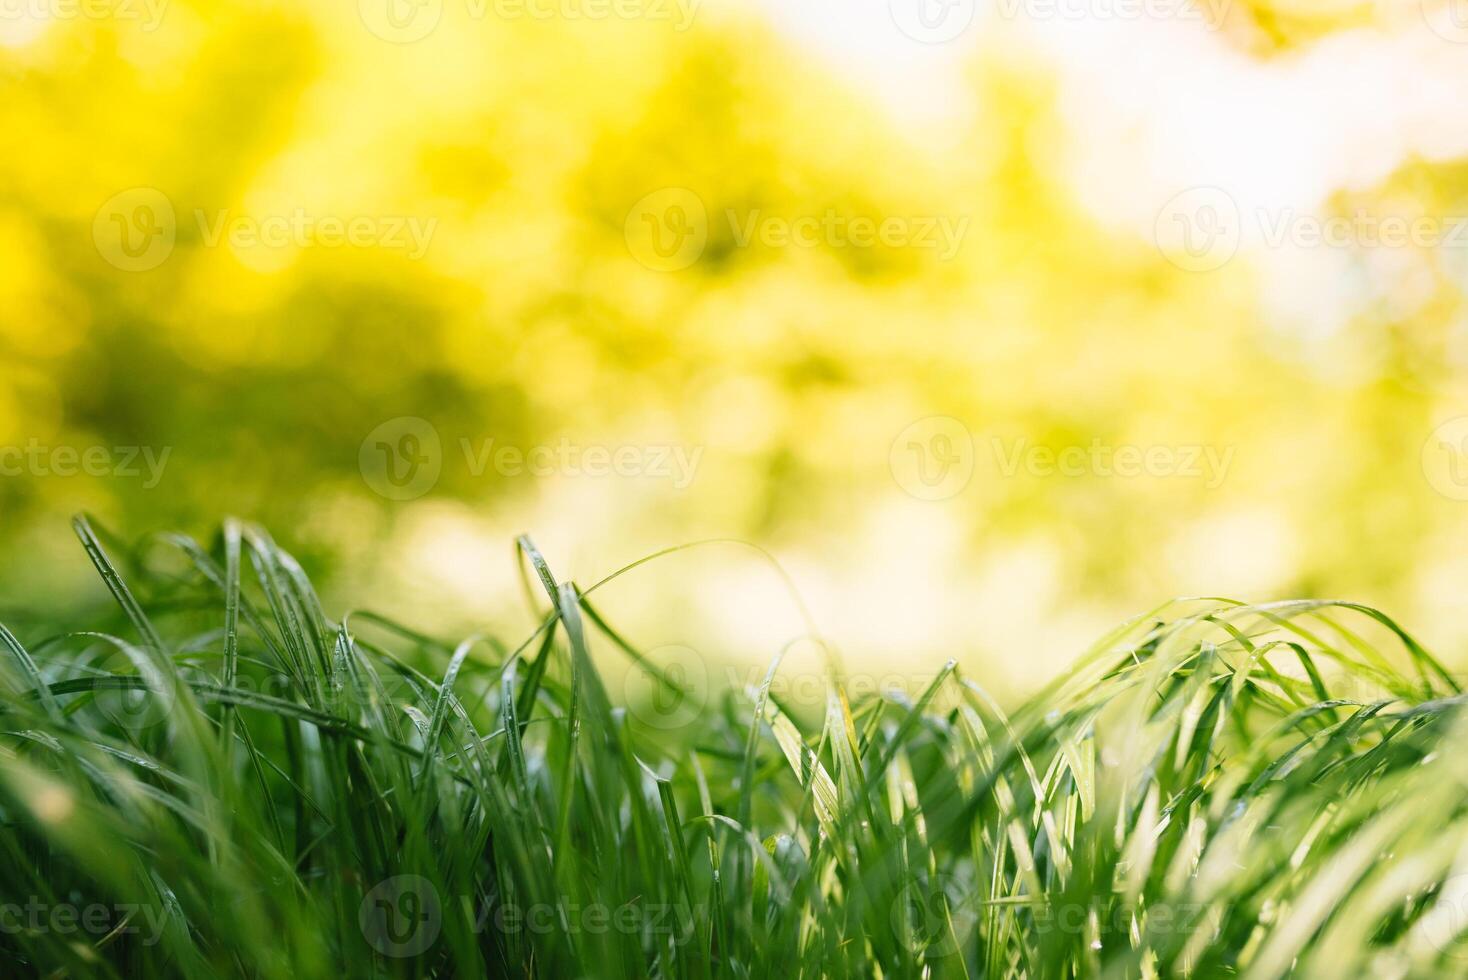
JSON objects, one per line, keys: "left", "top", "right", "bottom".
{"left": 2, "top": 518, "right": 1468, "bottom": 978}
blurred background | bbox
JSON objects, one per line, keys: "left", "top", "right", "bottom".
{"left": 4, "top": 0, "right": 1468, "bottom": 698}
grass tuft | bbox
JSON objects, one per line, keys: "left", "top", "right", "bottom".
{"left": 1, "top": 519, "right": 1467, "bottom": 977}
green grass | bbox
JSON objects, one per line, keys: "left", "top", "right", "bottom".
{"left": 3, "top": 518, "right": 1468, "bottom": 978}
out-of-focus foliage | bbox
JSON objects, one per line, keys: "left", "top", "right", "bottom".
{"left": 2, "top": 0, "right": 1467, "bottom": 691}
